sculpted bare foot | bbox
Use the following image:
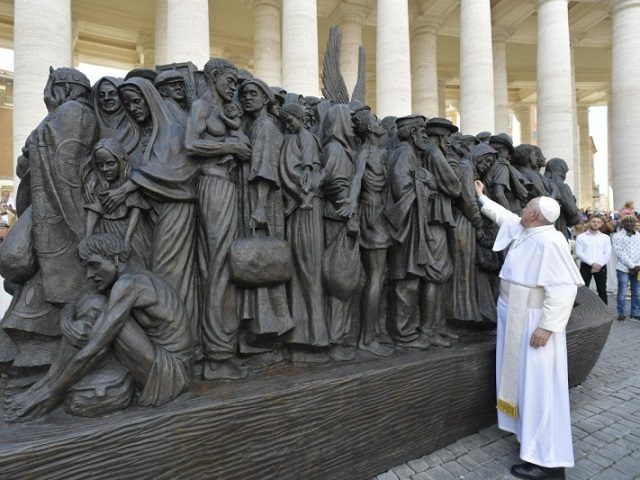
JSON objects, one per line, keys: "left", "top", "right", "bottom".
{"left": 359, "top": 339, "right": 395, "bottom": 357}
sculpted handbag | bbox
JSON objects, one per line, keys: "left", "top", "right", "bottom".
{"left": 229, "top": 226, "right": 293, "bottom": 288}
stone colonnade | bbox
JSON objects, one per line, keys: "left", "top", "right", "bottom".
{"left": 9, "top": 0, "right": 640, "bottom": 203}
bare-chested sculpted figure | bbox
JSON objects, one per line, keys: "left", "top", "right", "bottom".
{"left": 185, "top": 58, "right": 252, "bottom": 380}
{"left": 336, "top": 107, "right": 394, "bottom": 357}
{"left": 5, "top": 234, "right": 193, "bottom": 421}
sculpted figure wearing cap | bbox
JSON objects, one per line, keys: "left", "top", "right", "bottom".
{"left": 474, "top": 180, "right": 583, "bottom": 479}
{"left": 385, "top": 115, "right": 437, "bottom": 349}
{"left": 422, "top": 117, "right": 463, "bottom": 347}
{"left": 155, "top": 70, "right": 188, "bottom": 127}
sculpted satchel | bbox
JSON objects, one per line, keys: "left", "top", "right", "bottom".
{"left": 229, "top": 225, "right": 293, "bottom": 288}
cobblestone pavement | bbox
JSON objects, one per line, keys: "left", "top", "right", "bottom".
{"left": 374, "top": 300, "right": 640, "bottom": 480}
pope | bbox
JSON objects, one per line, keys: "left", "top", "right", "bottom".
{"left": 474, "top": 180, "right": 583, "bottom": 480}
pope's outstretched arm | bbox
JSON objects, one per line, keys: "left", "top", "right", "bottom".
{"left": 474, "top": 180, "right": 519, "bottom": 226}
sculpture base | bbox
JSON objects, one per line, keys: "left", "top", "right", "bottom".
{"left": 0, "top": 288, "right": 612, "bottom": 480}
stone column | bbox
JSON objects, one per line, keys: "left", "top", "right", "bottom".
{"left": 156, "top": 0, "right": 210, "bottom": 68}
{"left": 282, "top": 0, "right": 319, "bottom": 95}
{"left": 493, "top": 29, "right": 510, "bottom": 134}
{"left": 577, "top": 106, "right": 593, "bottom": 208}
{"left": 411, "top": 16, "right": 440, "bottom": 117}
{"left": 536, "top": 0, "right": 576, "bottom": 189}
{"left": 438, "top": 78, "right": 447, "bottom": 118}
{"left": 339, "top": 1, "right": 368, "bottom": 96}
{"left": 154, "top": 0, "right": 167, "bottom": 65}
{"left": 138, "top": 33, "right": 155, "bottom": 68}
{"left": 251, "top": 0, "right": 282, "bottom": 86}
{"left": 13, "top": 0, "right": 72, "bottom": 188}
{"left": 611, "top": 0, "right": 640, "bottom": 207}
{"left": 376, "top": 0, "right": 412, "bottom": 117}
{"left": 513, "top": 105, "right": 533, "bottom": 145}
{"left": 459, "top": 0, "right": 495, "bottom": 134}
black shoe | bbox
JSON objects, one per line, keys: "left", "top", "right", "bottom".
{"left": 510, "top": 462, "right": 565, "bottom": 480}
{"left": 631, "top": 315, "right": 640, "bottom": 321}
{"left": 618, "top": 315, "right": 626, "bottom": 321}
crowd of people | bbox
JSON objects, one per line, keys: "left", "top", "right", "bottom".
{"left": 572, "top": 201, "right": 640, "bottom": 321}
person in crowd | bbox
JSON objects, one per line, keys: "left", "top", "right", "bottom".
{"left": 575, "top": 214, "right": 612, "bottom": 304}
{"left": 612, "top": 215, "right": 640, "bottom": 320}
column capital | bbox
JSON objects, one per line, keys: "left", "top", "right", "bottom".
{"left": 609, "top": 0, "right": 640, "bottom": 15}
{"left": 335, "top": 0, "right": 371, "bottom": 25}
{"left": 244, "top": 0, "right": 281, "bottom": 11}
{"left": 492, "top": 27, "right": 514, "bottom": 44}
{"left": 411, "top": 15, "right": 444, "bottom": 37}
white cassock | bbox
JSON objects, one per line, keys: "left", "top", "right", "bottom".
{"left": 480, "top": 196, "right": 584, "bottom": 468}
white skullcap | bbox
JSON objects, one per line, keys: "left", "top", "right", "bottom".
{"left": 538, "top": 196, "right": 561, "bottom": 223}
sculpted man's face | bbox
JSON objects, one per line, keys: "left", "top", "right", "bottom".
{"left": 534, "top": 150, "right": 546, "bottom": 169}
{"left": 214, "top": 70, "right": 238, "bottom": 102}
{"left": 412, "top": 126, "right": 430, "bottom": 151}
{"left": 161, "top": 81, "right": 185, "bottom": 102}
{"left": 94, "top": 148, "right": 120, "bottom": 183}
{"left": 491, "top": 144, "right": 509, "bottom": 160}
{"left": 241, "top": 84, "right": 266, "bottom": 113}
{"left": 85, "top": 254, "right": 118, "bottom": 292}
{"left": 121, "top": 88, "right": 150, "bottom": 124}
{"left": 98, "top": 81, "right": 120, "bottom": 113}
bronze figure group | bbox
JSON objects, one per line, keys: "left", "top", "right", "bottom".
{"left": 0, "top": 36, "right": 580, "bottom": 422}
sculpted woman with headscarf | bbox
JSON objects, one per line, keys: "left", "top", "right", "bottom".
{"left": 91, "top": 76, "right": 138, "bottom": 151}
{"left": 320, "top": 103, "right": 358, "bottom": 361}
{"left": 99, "top": 77, "right": 200, "bottom": 351}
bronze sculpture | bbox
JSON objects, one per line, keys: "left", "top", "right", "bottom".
{"left": 0, "top": 33, "right": 600, "bottom": 426}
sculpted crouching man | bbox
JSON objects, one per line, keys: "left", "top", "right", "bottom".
{"left": 5, "top": 234, "right": 193, "bottom": 421}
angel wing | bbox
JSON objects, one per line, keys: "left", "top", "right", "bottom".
{"left": 350, "top": 46, "right": 367, "bottom": 104}
{"left": 321, "top": 25, "right": 350, "bottom": 104}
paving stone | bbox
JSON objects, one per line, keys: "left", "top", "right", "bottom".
{"left": 410, "top": 473, "right": 434, "bottom": 480}
{"left": 421, "top": 466, "right": 454, "bottom": 480}
{"left": 407, "top": 459, "right": 429, "bottom": 473}
{"left": 392, "top": 464, "right": 415, "bottom": 479}
{"left": 440, "top": 460, "right": 468, "bottom": 477}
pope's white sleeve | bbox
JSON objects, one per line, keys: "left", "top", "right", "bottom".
{"left": 479, "top": 195, "right": 519, "bottom": 227}
{"left": 537, "top": 284, "right": 578, "bottom": 333}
